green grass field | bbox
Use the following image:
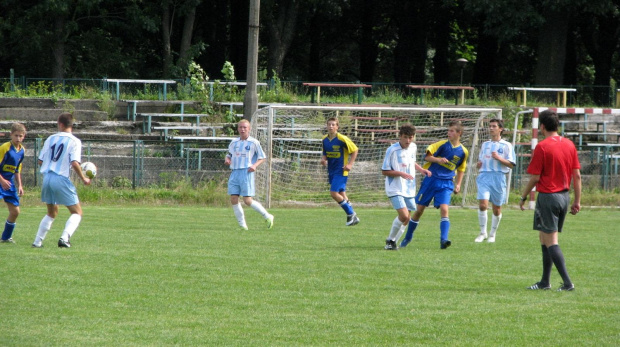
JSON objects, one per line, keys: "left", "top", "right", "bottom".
{"left": 1, "top": 205, "right": 618, "bottom": 346}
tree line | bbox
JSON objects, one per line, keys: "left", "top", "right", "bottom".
{"left": 1, "top": 0, "right": 619, "bottom": 104}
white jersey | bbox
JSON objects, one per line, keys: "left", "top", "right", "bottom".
{"left": 382, "top": 142, "right": 417, "bottom": 198}
{"left": 39, "top": 132, "right": 82, "bottom": 178}
{"left": 227, "top": 136, "right": 266, "bottom": 170}
{"left": 478, "top": 139, "right": 515, "bottom": 174}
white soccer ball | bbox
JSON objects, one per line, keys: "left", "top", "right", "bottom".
{"left": 81, "top": 161, "right": 97, "bottom": 179}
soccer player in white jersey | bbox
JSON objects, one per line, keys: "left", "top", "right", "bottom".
{"left": 474, "top": 118, "right": 516, "bottom": 243}
{"left": 225, "top": 119, "right": 274, "bottom": 230}
{"left": 32, "top": 113, "right": 91, "bottom": 248}
{"left": 381, "top": 124, "right": 431, "bottom": 250}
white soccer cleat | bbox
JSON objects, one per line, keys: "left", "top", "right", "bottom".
{"left": 487, "top": 235, "right": 496, "bottom": 243}
{"left": 474, "top": 233, "right": 487, "bottom": 243}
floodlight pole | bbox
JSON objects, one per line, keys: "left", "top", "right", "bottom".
{"left": 244, "top": 0, "right": 260, "bottom": 121}
{"left": 457, "top": 58, "right": 468, "bottom": 85}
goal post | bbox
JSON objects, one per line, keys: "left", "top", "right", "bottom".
{"left": 250, "top": 105, "right": 503, "bottom": 208}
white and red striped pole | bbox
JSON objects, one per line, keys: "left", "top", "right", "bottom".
{"left": 528, "top": 108, "right": 539, "bottom": 209}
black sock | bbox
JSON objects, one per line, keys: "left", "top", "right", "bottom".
{"left": 541, "top": 245, "right": 552, "bottom": 286}
{"left": 548, "top": 244, "right": 572, "bottom": 285}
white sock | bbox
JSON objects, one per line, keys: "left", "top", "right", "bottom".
{"left": 388, "top": 217, "right": 403, "bottom": 241}
{"left": 34, "top": 215, "right": 55, "bottom": 245}
{"left": 250, "top": 201, "right": 270, "bottom": 219}
{"left": 490, "top": 214, "right": 502, "bottom": 237}
{"left": 478, "top": 210, "right": 488, "bottom": 235}
{"left": 232, "top": 204, "right": 247, "bottom": 228}
{"left": 394, "top": 225, "right": 406, "bottom": 243}
{"left": 61, "top": 214, "right": 82, "bottom": 241}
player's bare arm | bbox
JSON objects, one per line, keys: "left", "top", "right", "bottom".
{"left": 491, "top": 151, "right": 515, "bottom": 168}
{"left": 382, "top": 169, "right": 413, "bottom": 180}
{"left": 343, "top": 150, "right": 358, "bottom": 172}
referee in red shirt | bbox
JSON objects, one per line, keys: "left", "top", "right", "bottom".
{"left": 520, "top": 110, "right": 582, "bottom": 292}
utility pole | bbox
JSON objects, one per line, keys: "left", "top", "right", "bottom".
{"left": 244, "top": 0, "right": 260, "bottom": 120}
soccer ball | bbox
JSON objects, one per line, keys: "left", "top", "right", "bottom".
{"left": 81, "top": 161, "right": 97, "bottom": 179}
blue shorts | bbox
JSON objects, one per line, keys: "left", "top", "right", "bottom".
{"left": 415, "top": 176, "right": 454, "bottom": 208}
{"left": 41, "top": 173, "right": 79, "bottom": 206}
{"left": 228, "top": 169, "right": 255, "bottom": 197}
{"left": 389, "top": 195, "right": 416, "bottom": 211}
{"left": 328, "top": 174, "right": 348, "bottom": 193}
{"left": 476, "top": 172, "right": 507, "bottom": 206}
{"left": 0, "top": 184, "right": 19, "bottom": 206}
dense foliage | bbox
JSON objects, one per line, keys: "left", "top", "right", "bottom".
{"left": 1, "top": 0, "right": 619, "bottom": 102}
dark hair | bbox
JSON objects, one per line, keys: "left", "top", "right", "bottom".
{"left": 399, "top": 123, "right": 416, "bottom": 136}
{"left": 489, "top": 118, "right": 504, "bottom": 134}
{"left": 539, "top": 110, "right": 559, "bottom": 132}
{"left": 449, "top": 120, "right": 464, "bottom": 133}
{"left": 58, "top": 112, "right": 74, "bottom": 128}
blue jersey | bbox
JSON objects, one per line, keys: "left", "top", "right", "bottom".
{"left": 322, "top": 133, "right": 358, "bottom": 177}
{"left": 0, "top": 141, "right": 25, "bottom": 182}
{"left": 478, "top": 139, "right": 515, "bottom": 174}
{"left": 422, "top": 140, "right": 468, "bottom": 180}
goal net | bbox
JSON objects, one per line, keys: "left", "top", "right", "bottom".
{"left": 250, "top": 105, "right": 502, "bottom": 208}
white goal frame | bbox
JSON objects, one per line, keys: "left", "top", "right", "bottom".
{"left": 251, "top": 105, "right": 503, "bottom": 208}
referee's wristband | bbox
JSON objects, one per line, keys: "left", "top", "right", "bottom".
{"left": 520, "top": 196, "right": 528, "bottom": 202}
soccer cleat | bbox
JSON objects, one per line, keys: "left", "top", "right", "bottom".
{"left": 346, "top": 213, "right": 360, "bottom": 226}
{"left": 266, "top": 215, "right": 274, "bottom": 230}
{"left": 347, "top": 214, "right": 360, "bottom": 226}
{"left": 384, "top": 240, "right": 398, "bottom": 250}
{"left": 527, "top": 282, "right": 551, "bottom": 290}
{"left": 239, "top": 226, "right": 249, "bottom": 231}
{"left": 1, "top": 238, "right": 15, "bottom": 243}
{"left": 31, "top": 243, "right": 43, "bottom": 248}
{"left": 474, "top": 233, "right": 487, "bottom": 243}
{"left": 440, "top": 239, "right": 452, "bottom": 249}
{"left": 58, "top": 238, "right": 71, "bottom": 248}
{"left": 400, "top": 235, "right": 413, "bottom": 248}
{"left": 487, "top": 235, "right": 496, "bottom": 243}
{"left": 557, "top": 283, "right": 575, "bottom": 292}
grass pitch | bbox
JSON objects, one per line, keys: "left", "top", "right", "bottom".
{"left": 1, "top": 205, "right": 618, "bottom": 346}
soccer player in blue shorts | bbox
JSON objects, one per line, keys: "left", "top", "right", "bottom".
{"left": 474, "top": 119, "right": 515, "bottom": 243}
{"left": 225, "top": 119, "right": 274, "bottom": 231}
{"left": 321, "top": 117, "right": 360, "bottom": 226}
{"left": 400, "top": 121, "right": 468, "bottom": 249}
{"left": 0, "top": 123, "right": 26, "bottom": 244}
{"left": 33, "top": 113, "right": 91, "bottom": 248}
{"left": 381, "top": 124, "right": 431, "bottom": 250}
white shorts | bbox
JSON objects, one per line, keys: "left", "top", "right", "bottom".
{"left": 228, "top": 169, "right": 255, "bottom": 197}
{"left": 389, "top": 195, "right": 416, "bottom": 211}
{"left": 476, "top": 172, "right": 507, "bottom": 206}
{"left": 41, "top": 172, "right": 80, "bottom": 206}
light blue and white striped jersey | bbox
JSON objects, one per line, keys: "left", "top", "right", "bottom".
{"left": 227, "top": 136, "right": 266, "bottom": 170}
{"left": 382, "top": 141, "right": 417, "bottom": 198}
{"left": 39, "top": 132, "right": 82, "bottom": 178}
{"left": 478, "top": 139, "right": 515, "bottom": 174}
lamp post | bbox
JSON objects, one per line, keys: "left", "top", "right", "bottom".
{"left": 456, "top": 58, "right": 468, "bottom": 85}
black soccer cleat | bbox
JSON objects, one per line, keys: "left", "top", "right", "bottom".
{"left": 557, "top": 283, "right": 575, "bottom": 292}
{"left": 58, "top": 238, "right": 71, "bottom": 248}
{"left": 440, "top": 239, "right": 452, "bottom": 249}
{"left": 527, "top": 282, "right": 551, "bottom": 290}
{"left": 384, "top": 240, "right": 398, "bottom": 251}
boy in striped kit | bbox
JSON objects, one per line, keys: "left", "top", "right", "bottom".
{"left": 33, "top": 113, "right": 91, "bottom": 248}
{"left": 475, "top": 119, "right": 516, "bottom": 243}
{"left": 225, "top": 119, "right": 274, "bottom": 230}
{"left": 381, "top": 124, "right": 430, "bottom": 250}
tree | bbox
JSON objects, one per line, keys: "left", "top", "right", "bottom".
{"left": 263, "top": 0, "right": 300, "bottom": 79}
